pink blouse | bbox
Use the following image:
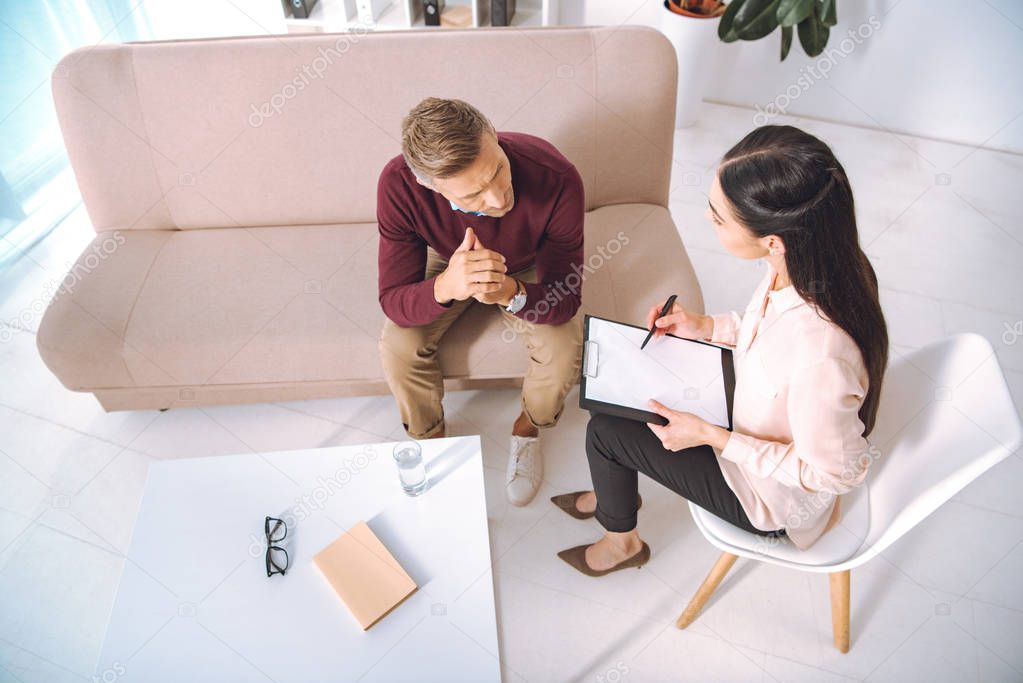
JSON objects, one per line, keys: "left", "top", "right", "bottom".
{"left": 707, "top": 264, "right": 872, "bottom": 550}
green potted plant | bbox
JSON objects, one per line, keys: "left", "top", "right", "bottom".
{"left": 719, "top": 0, "right": 839, "bottom": 60}
{"left": 660, "top": 0, "right": 837, "bottom": 127}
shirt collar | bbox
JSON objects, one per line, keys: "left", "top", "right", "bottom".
{"left": 449, "top": 199, "right": 487, "bottom": 216}
{"left": 766, "top": 284, "right": 805, "bottom": 313}
{"left": 763, "top": 263, "right": 807, "bottom": 314}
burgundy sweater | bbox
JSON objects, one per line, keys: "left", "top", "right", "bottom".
{"left": 376, "top": 131, "right": 585, "bottom": 328}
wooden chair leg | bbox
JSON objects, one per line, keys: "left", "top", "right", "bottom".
{"left": 829, "top": 570, "right": 851, "bottom": 653}
{"left": 676, "top": 551, "right": 738, "bottom": 629}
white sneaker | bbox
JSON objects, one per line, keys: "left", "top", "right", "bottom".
{"left": 506, "top": 434, "right": 543, "bottom": 506}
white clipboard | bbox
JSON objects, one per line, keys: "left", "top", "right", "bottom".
{"left": 579, "top": 315, "right": 735, "bottom": 428}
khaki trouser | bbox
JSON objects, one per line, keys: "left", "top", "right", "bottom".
{"left": 379, "top": 247, "right": 584, "bottom": 439}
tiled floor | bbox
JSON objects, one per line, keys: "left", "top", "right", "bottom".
{"left": 1, "top": 102, "right": 1021, "bottom": 682}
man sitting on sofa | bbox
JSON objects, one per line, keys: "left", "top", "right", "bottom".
{"left": 376, "top": 96, "right": 584, "bottom": 506}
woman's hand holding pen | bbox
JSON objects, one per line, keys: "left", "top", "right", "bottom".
{"left": 646, "top": 399, "right": 730, "bottom": 452}
{"left": 644, "top": 302, "right": 713, "bottom": 341}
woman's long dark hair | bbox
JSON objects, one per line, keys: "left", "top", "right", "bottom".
{"left": 718, "top": 125, "right": 888, "bottom": 436}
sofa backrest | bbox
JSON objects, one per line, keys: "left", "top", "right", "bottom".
{"left": 52, "top": 25, "right": 678, "bottom": 232}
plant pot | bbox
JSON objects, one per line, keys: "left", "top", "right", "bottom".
{"left": 666, "top": 0, "right": 726, "bottom": 18}
{"left": 659, "top": 0, "right": 724, "bottom": 129}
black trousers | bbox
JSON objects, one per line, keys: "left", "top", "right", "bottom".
{"left": 585, "top": 412, "right": 785, "bottom": 536}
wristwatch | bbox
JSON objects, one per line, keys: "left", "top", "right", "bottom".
{"left": 505, "top": 278, "right": 527, "bottom": 314}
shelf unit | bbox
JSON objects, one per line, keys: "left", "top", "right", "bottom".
{"left": 282, "top": 0, "right": 558, "bottom": 33}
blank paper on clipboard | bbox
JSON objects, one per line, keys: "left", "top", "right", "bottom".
{"left": 579, "top": 315, "right": 735, "bottom": 428}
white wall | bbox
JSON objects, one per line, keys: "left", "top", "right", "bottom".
{"left": 561, "top": 0, "right": 1023, "bottom": 154}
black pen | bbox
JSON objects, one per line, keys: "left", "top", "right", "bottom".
{"left": 640, "top": 294, "right": 677, "bottom": 350}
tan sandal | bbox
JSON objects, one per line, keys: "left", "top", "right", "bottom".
{"left": 549, "top": 491, "right": 643, "bottom": 520}
{"left": 557, "top": 541, "right": 651, "bottom": 577}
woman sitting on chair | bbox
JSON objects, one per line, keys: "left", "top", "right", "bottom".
{"left": 553, "top": 125, "right": 889, "bottom": 576}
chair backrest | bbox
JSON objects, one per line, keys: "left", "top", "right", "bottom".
{"left": 51, "top": 26, "right": 678, "bottom": 233}
{"left": 847, "top": 333, "right": 1022, "bottom": 567}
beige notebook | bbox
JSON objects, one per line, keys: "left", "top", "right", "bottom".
{"left": 313, "top": 520, "right": 418, "bottom": 631}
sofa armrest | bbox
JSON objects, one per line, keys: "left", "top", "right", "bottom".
{"left": 37, "top": 230, "right": 173, "bottom": 391}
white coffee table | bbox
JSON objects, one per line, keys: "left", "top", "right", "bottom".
{"left": 96, "top": 435, "right": 500, "bottom": 682}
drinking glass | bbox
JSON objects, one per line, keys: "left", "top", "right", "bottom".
{"left": 393, "top": 441, "right": 427, "bottom": 496}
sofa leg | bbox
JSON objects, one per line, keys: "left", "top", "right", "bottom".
{"left": 829, "top": 570, "right": 851, "bottom": 653}
{"left": 676, "top": 551, "right": 737, "bottom": 629}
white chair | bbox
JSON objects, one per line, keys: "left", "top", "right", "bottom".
{"left": 676, "top": 333, "right": 1023, "bottom": 652}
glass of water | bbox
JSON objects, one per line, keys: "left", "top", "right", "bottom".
{"left": 393, "top": 441, "right": 427, "bottom": 496}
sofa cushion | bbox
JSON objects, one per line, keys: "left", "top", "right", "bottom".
{"left": 37, "top": 204, "right": 703, "bottom": 391}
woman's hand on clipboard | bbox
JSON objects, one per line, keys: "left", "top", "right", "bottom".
{"left": 645, "top": 399, "right": 729, "bottom": 452}
{"left": 644, "top": 302, "right": 713, "bottom": 342}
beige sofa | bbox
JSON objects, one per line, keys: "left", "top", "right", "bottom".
{"left": 39, "top": 25, "right": 704, "bottom": 411}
